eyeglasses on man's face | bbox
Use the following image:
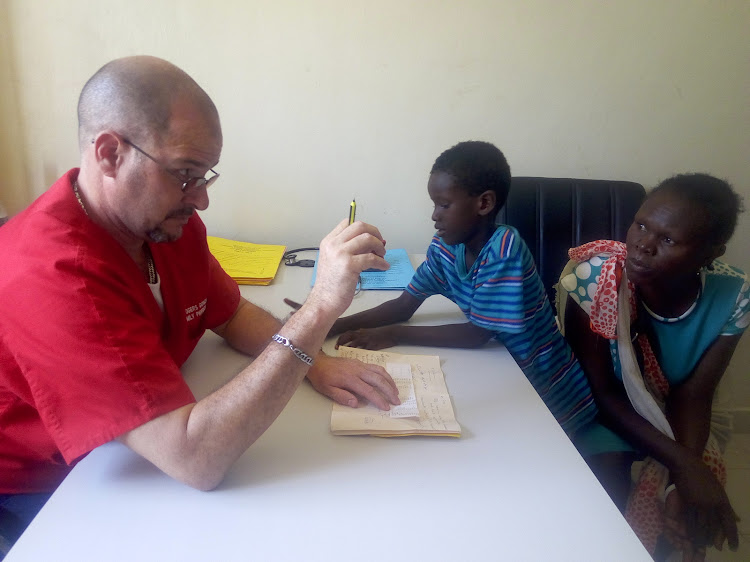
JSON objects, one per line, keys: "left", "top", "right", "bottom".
{"left": 123, "top": 138, "right": 220, "bottom": 192}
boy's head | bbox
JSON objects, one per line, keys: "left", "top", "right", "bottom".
{"left": 427, "top": 141, "right": 511, "bottom": 247}
{"left": 430, "top": 141, "right": 511, "bottom": 219}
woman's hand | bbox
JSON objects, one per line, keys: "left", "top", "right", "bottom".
{"left": 663, "top": 489, "right": 706, "bottom": 561}
{"left": 336, "top": 327, "right": 399, "bottom": 350}
{"left": 670, "top": 458, "right": 739, "bottom": 552}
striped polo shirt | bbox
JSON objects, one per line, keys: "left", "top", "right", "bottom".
{"left": 406, "top": 225, "right": 596, "bottom": 435}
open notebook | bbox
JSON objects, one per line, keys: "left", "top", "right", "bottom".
{"left": 331, "top": 347, "right": 461, "bottom": 437}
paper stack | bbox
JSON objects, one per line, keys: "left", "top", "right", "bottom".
{"left": 207, "top": 236, "right": 286, "bottom": 285}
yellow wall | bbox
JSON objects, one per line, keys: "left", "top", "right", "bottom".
{"left": 2, "top": 0, "right": 749, "bottom": 415}
{"left": 0, "top": 0, "right": 31, "bottom": 214}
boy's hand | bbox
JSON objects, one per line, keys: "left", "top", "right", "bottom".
{"left": 283, "top": 298, "right": 302, "bottom": 311}
{"left": 282, "top": 298, "right": 302, "bottom": 322}
{"left": 336, "top": 327, "right": 399, "bottom": 350}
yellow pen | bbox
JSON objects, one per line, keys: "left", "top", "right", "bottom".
{"left": 348, "top": 198, "right": 362, "bottom": 289}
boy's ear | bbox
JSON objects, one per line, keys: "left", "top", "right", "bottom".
{"left": 476, "top": 190, "right": 496, "bottom": 217}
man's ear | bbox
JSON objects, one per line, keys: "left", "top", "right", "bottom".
{"left": 92, "top": 132, "right": 124, "bottom": 179}
{"left": 477, "top": 190, "right": 497, "bottom": 217}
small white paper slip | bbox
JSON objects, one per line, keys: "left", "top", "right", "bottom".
{"left": 386, "top": 362, "right": 420, "bottom": 418}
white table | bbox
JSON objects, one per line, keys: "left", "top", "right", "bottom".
{"left": 7, "top": 257, "right": 650, "bottom": 561}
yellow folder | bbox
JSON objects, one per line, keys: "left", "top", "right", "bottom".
{"left": 206, "top": 236, "right": 286, "bottom": 285}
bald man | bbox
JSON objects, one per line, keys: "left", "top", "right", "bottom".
{"left": 0, "top": 56, "right": 398, "bottom": 548}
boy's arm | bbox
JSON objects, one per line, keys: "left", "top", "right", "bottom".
{"left": 328, "top": 291, "right": 422, "bottom": 335}
{"left": 336, "top": 322, "right": 493, "bottom": 350}
{"left": 333, "top": 290, "right": 492, "bottom": 349}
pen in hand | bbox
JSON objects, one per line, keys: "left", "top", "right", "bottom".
{"left": 348, "top": 198, "right": 364, "bottom": 288}
{"left": 348, "top": 197, "right": 385, "bottom": 245}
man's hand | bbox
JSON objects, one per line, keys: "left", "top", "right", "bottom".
{"left": 306, "top": 219, "right": 388, "bottom": 319}
{"left": 336, "top": 327, "right": 399, "bottom": 350}
{"left": 306, "top": 354, "right": 400, "bottom": 410}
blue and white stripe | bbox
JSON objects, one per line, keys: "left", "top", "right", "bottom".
{"left": 407, "top": 226, "right": 597, "bottom": 434}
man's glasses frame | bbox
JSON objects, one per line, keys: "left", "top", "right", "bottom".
{"left": 123, "top": 138, "right": 219, "bottom": 192}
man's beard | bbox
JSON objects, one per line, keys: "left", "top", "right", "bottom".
{"left": 146, "top": 207, "right": 195, "bottom": 243}
{"left": 146, "top": 228, "right": 172, "bottom": 243}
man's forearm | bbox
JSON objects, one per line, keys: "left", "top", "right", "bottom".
{"left": 219, "top": 298, "right": 284, "bottom": 357}
{"left": 222, "top": 298, "right": 327, "bottom": 374}
{"left": 121, "top": 218, "right": 390, "bottom": 490}
{"left": 121, "top": 299, "right": 336, "bottom": 490}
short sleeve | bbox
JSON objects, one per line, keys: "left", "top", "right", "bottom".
{"left": 558, "top": 255, "right": 607, "bottom": 317}
{"left": 4, "top": 256, "right": 196, "bottom": 466}
{"left": 722, "top": 272, "right": 750, "bottom": 335}
{"left": 405, "top": 237, "right": 446, "bottom": 300}
{"left": 469, "top": 229, "right": 546, "bottom": 334}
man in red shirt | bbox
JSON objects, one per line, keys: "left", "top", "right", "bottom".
{"left": 0, "top": 56, "right": 398, "bottom": 552}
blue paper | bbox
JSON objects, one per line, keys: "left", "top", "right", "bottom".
{"left": 310, "top": 248, "right": 415, "bottom": 290}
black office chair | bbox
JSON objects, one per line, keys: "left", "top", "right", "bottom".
{"left": 498, "top": 177, "right": 646, "bottom": 312}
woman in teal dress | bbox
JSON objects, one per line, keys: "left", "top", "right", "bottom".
{"left": 559, "top": 173, "right": 748, "bottom": 560}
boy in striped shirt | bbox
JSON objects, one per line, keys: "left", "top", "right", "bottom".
{"left": 331, "top": 141, "right": 596, "bottom": 435}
